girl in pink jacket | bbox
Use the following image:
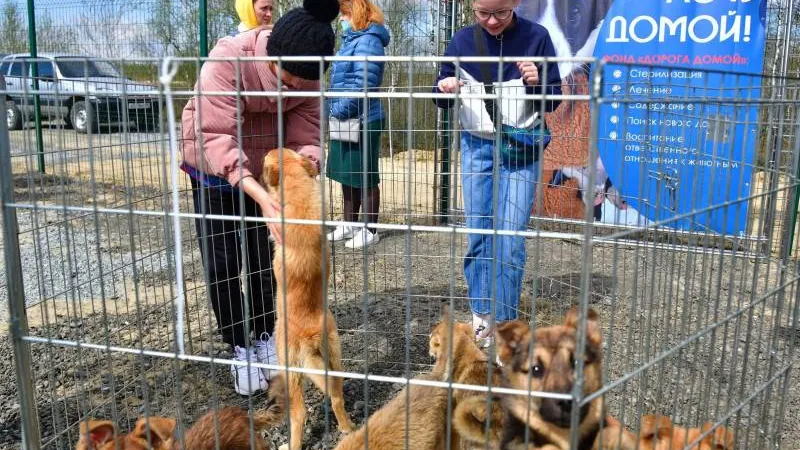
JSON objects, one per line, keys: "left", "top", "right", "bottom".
{"left": 180, "top": 0, "right": 339, "bottom": 396}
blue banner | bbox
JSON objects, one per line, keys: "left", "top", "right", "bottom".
{"left": 592, "top": 0, "right": 767, "bottom": 235}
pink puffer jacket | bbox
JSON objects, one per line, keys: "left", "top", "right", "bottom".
{"left": 181, "top": 27, "right": 323, "bottom": 187}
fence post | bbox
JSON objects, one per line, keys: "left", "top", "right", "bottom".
{"left": 435, "top": 0, "right": 457, "bottom": 224}
{"left": 25, "top": 0, "right": 45, "bottom": 174}
{"left": 0, "top": 75, "right": 42, "bottom": 450}
{"left": 199, "top": 0, "right": 208, "bottom": 58}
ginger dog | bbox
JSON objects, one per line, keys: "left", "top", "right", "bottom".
{"left": 494, "top": 307, "right": 605, "bottom": 450}
{"left": 260, "top": 148, "right": 355, "bottom": 450}
{"left": 334, "top": 313, "right": 485, "bottom": 450}
{"left": 428, "top": 314, "right": 505, "bottom": 449}
{"left": 594, "top": 415, "right": 735, "bottom": 450}
{"left": 332, "top": 371, "right": 452, "bottom": 450}
{"left": 76, "top": 377, "right": 285, "bottom": 450}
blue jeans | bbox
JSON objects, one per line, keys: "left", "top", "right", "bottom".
{"left": 461, "top": 132, "right": 539, "bottom": 322}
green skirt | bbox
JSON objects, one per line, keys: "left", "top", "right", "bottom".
{"left": 327, "top": 119, "right": 383, "bottom": 188}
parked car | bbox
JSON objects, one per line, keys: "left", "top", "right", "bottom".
{"left": 1, "top": 53, "right": 160, "bottom": 133}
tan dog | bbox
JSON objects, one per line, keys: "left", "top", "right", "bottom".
{"left": 428, "top": 314, "right": 505, "bottom": 449}
{"left": 332, "top": 371, "right": 452, "bottom": 450}
{"left": 494, "top": 307, "right": 605, "bottom": 450}
{"left": 594, "top": 415, "right": 735, "bottom": 450}
{"left": 261, "top": 148, "right": 355, "bottom": 450}
{"left": 76, "top": 377, "right": 285, "bottom": 450}
{"left": 333, "top": 312, "right": 486, "bottom": 450}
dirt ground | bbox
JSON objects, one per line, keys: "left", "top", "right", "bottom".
{"left": 0, "top": 127, "right": 797, "bottom": 450}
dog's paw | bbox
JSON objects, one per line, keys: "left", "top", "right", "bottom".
{"left": 338, "top": 419, "right": 356, "bottom": 433}
{"left": 278, "top": 444, "right": 289, "bottom": 450}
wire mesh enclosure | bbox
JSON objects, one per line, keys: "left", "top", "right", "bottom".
{"left": 1, "top": 1, "right": 800, "bottom": 450}
{"left": 1, "top": 48, "right": 799, "bottom": 450}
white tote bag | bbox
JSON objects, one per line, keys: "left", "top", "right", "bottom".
{"left": 329, "top": 117, "right": 361, "bottom": 143}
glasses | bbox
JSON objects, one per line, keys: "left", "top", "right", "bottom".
{"left": 473, "top": 8, "right": 513, "bottom": 21}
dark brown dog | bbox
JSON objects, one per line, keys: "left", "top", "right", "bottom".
{"left": 494, "top": 307, "right": 605, "bottom": 450}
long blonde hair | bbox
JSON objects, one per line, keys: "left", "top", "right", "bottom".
{"left": 339, "top": 0, "right": 384, "bottom": 31}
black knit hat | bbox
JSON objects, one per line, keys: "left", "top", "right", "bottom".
{"left": 267, "top": 0, "right": 339, "bottom": 80}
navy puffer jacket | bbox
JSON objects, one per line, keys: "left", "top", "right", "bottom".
{"left": 328, "top": 23, "right": 391, "bottom": 123}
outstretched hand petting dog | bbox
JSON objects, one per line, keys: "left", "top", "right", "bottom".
{"left": 240, "top": 175, "right": 284, "bottom": 245}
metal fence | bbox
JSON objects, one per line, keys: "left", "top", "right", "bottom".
{"left": 1, "top": 50, "right": 798, "bottom": 450}
{"left": 1, "top": 2, "right": 799, "bottom": 450}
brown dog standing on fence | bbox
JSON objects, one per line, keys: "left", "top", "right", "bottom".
{"left": 260, "top": 148, "right": 356, "bottom": 450}
{"left": 75, "top": 376, "right": 285, "bottom": 450}
{"left": 493, "top": 307, "right": 605, "bottom": 450}
{"left": 593, "top": 414, "right": 735, "bottom": 450}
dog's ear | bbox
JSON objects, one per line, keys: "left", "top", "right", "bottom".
{"left": 700, "top": 423, "right": 735, "bottom": 449}
{"left": 261, "top": 150, "right": 281, "bottom": 188}
{"left": 77, "top": 420, "right": 116, "bottom": 450}
{"left": 495, "top": 321, "right": 532, "bottom": 367}
{"left": 429, "top": 321, "right": 446, "bottom": 359}
{"left": 133, "top": 417, "right": 176, "bottom": 449}
{"left": 565, "top": 306, "right": 602, "bottom": 361}
{"left": 299, "top": 155, "right": 319, "bottom": 178}
{"left": 639, "top": 414, "right": 673, "bottom": 440}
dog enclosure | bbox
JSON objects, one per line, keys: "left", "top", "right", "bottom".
{"left": 2, "top": 2, "right": 800, "bottom": 450}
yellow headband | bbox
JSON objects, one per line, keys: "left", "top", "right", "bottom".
{"left": 235, "top": 0, "right": 260, "bottom": 30}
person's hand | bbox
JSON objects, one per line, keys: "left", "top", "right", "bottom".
{"left": 517, "top": 61, "right": 539, "bottom": 86}
{"left": 239, "top": 175, "right": 285, "bottom": 246}
{"left": 437, "top": 77, "right": 464, "bottom": 93}
{"left": 260, "top": 194, "right": 285, "bottom": 246}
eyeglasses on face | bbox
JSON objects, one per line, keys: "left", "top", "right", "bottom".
{"left": 472, "top": 8, "right": 513, "bottom": 21}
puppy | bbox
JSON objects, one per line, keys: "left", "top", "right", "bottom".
{"left": 336, "top": 312, "right": 505, "bottom": 450}
{"left": 260, "top": 148, "right": 356, "bottom": 450}
{"left": 332, "top": 371, "right": 452, "bottom": 450}
{"left": 494, "top": 307, "right": 605, "bottom": 450}
{"left": 594, "top": 415, "right": 735, "bottom": 450}
{"left": 76, "top": 376, "right": 285, "bottom": 450}
{"left": 428, "top": 313, "right": 504, "bottom": 449}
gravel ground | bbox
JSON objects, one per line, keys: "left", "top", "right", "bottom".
{"left": 0, "top": 130, "right": 797, "bottom": 450}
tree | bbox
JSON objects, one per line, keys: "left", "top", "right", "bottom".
{"left": 79, "top": 2, "right": 129, "bottom": 58}
{"left": 0, "top": 0, "right": 26, "bottom": 53}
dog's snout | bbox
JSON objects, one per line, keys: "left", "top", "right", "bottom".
{"left": 539, "top": 398, "right": 571, "bottom": 425}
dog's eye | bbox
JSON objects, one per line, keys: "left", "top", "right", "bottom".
{"left": 570, "top": 356, "right": 576, "bottom": 370}
{"left": 530, "top": 363, "right": 544, "bottom": 378}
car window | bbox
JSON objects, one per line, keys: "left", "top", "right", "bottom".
{"left": 56, "top": 59, "right": 121, "bottom": 78}
{"left": 8, "top": 60, "right": 26, "bottom": 76}
{"left": 0, "top": 61, "right": 9, "bottom": 75}
{"left": 31, "top": 61, "right": 55, "bottom": 79}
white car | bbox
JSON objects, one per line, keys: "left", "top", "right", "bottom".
{"left": 2, "top": 53, "right": 160, "bottom": 133}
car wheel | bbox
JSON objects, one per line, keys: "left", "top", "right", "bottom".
{"left": 69, "top": 101, "right": 91, "bottom": 134}
{"left": 6, "top": 100, "right": 23, "bottom": 131}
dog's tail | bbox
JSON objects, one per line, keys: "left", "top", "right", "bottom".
{"left": 452, "top": 395, "right": 504, "bottom": 445}
{"left": 254, "top": 374, "right": 287, "bottom": 429}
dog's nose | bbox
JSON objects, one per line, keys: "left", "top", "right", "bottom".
{"left": 557, "top": 399, "right": 573, "bottom": 413}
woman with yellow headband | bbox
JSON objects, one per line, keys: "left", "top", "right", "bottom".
{"left": 234, "top": 0, "right": 273, "bottom": 33}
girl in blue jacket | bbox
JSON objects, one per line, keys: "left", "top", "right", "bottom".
{"left": 326, "top": 0, "right": 390, "bottom": 249}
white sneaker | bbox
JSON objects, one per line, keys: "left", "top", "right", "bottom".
{"left": 327, "top": 225, "right": 355, "bottom": 242}
{"left": 255, "top": 332, "right": 278, "bottom": 381}
{"left": 344, "top": 228, "right": 379, "bottom": 249}
{"left": 472, "top": 312, "right": 493, "bottom": 349}
{"left": 231, "top": 345, "right": 268, "bottom": 396}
